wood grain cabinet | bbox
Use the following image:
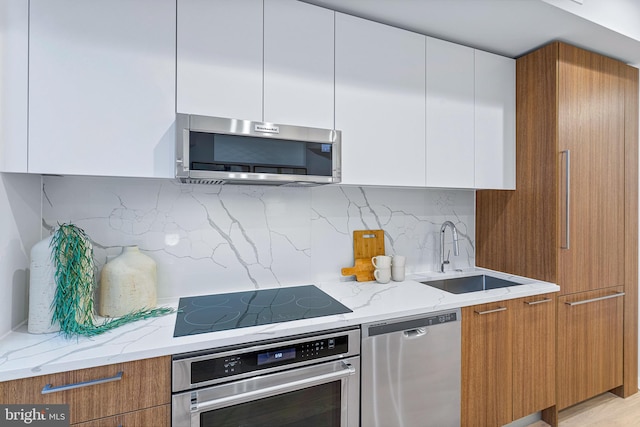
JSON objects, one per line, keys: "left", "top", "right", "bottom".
{"left": 462, "top": 300, "right": 513, "bottom": 427}
{"left": 72, "top": 405, "right": 170, "bottom": 427}
{"left": 513, "top": 294, "right": 556, "bottom": 420}
{"left": 0, "top": 356, "right": 170, "bottom": 426}
{"left": 476, "top": 41, "right": 638, "bottom": 417}
{"left": 462, "top": 294, "right": 556, "bottom": 427}
{"left": 557, "top": 287, "right": 624, "bottom": 410}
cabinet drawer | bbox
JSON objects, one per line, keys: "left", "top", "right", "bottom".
{"left": 557, "top": 287, "right": 624, "bottom": 409}
{"left": 0, "top": 356, "right": 170, "bottom": 425}
{"left": 72, "top": 404, "right": 170, "bottom": 427}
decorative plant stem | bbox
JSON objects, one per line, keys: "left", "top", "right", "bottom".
{"left": 50, "top": 223, "right": 173, "bottom": 338}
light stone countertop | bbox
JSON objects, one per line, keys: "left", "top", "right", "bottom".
{"left": 0, "top": 267, "right": 559, "bottom": 382}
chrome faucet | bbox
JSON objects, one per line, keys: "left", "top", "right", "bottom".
{"left": 440, "top": 221, "right": 459, "bottom": 273}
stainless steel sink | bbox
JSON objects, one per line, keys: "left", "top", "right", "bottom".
{"left": 421, "top": 274, "right": 521, "bottom": 294}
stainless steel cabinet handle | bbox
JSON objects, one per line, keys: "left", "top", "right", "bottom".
{"left": 42, "top": 371, "right": 123, "bottom": 394}
{"left": 193, "top": 362, "right": 356, "bottom": 412}
{"left": 561, "top": 149, "right": 571, "bottom": 249}
{"left": 564, "top": 291, "right": 625, "bottom": 306}
{"left": 474, "top": 307, "right": 507, "bottom": 315}
{"left": 524, "top": 298, "right": 553, "bottom": 305}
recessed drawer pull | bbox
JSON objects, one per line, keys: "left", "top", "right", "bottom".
{"left": 564, "top": 292, "right": 625, "bottom": 307}
{"left": 474, "top": 306, "right": 507, "bottom": 315}
{"left": 524, "top": 298, "right": 552, "bottom": 305}
{"left": 41, "top": 371, "right": 124, "bottom": 394}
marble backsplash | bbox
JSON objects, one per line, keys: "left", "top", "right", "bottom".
{"left": 41, "top": 176, "right": 475, "bottom": 298}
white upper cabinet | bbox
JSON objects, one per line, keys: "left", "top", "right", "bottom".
{"left": 178, "top": 0, "right": 334, "bottom": 128}
{"left": 177, "top": 0, "right": 263, "bottom": 121}
{"left": 29, "top": 0, "right": 176, "bottom": 178}
{"left": 474, "top": 50, "right": 516, "bottom": 189}
{"left": 263, "top": 1, "right": 334, "bottom": 129}
{"left": 335, "top": 13, "right": 426, "bottom": 187}
{"left": 0, "top": 0, "right": 28, "bottom": 173}
{"left": 426, "top": 37, "right": 475, "bottom": 188}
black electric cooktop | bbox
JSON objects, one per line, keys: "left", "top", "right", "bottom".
{"left": 173, "top": 285, "right": 353, "bottom": 338}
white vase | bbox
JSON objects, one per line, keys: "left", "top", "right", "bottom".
{"left": 28, "top": 235, "right": 61, "bottom": 334}
{"left": 99, "top": 246, "right": 157, "bottom": 317}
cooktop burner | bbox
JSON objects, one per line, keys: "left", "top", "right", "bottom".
{"left": 173, "top": 285, "right": 352, "bottom": 337}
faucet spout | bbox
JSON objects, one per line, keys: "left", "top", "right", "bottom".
{"left": 440, "top": 221, "right": 459, "bottom": 273}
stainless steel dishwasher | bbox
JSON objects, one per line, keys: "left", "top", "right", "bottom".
{"left": 361, "top": 308, "right": 461, "bottom": 427}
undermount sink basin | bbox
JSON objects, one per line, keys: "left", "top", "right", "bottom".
{"left": 421, "top": 274, "right": 521, "bottom": 294}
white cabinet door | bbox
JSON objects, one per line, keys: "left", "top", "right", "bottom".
{"left": 177, "top": 0, "right": 262, "bottom": 122}
{"left": 29, "top": 0, "right": 176, "bottom": 178}
{"left": 475, "top": 50, "right": 516, "bottom": 189}
{"left": 335, "top": 14, "right": 426, "bottom": 187}
{"left": 0, "top": 0, "right": 28, "bottom": 172}
{"left": 264, "top": 1, "right": 334, "bottom": 129}
{"left": 426, "top": 37, "right": 475, "bottom": 188}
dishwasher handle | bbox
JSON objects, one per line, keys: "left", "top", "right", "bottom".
{"left": 403, "top": 328, "right": 426, "bottom": 338}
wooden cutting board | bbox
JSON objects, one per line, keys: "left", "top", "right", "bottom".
{"left": 353, "top": 230, "right": 385, "bottom": 260}
{"left": 341, "top": 259, "right": 375, "bottom": 282}
{"left": 341, "top": 230, "right": 385, "bottom": 282}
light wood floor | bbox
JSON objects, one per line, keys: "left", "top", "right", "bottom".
{"left": 527, "top": 392, "right": 640, "bottom": 427}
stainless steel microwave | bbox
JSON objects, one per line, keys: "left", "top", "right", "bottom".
{"left": 175, "top": 114, "right": 341, "bottom": 185}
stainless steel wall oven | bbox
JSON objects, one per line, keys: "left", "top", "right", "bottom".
{"left": 171, "top": 328, "right": 360, "bottom": 427}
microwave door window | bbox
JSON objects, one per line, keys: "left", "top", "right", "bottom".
{"left": 189, "top": 132, "right": 216, "bottom": 170}
{"left": 306, "top": 143, "right": 333, "bottom": 176}
{"left": 188, "top": 132, "right": 333, "bottom": 177}
{"left": 214, "top": 134, "right": 306, "bottom": 170}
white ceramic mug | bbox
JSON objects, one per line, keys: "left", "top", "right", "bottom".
{"left": 391, "top": 265, "right": 405, "bottom": 282}
{"left": 374, "top": 268, "right": 392, "bottom": 284}
{"left": 392, "top": 255, "right": 406, "bottom": 267}
{"left": 371, "top": 255, "right": 392, "bottom": 269}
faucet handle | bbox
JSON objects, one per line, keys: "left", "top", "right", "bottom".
{"left": 445, "top": 249, "right": 451, "bottom": 263}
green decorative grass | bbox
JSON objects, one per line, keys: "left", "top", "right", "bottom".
{"left": 50, "top": 223, "right": 173, "bottom": 338}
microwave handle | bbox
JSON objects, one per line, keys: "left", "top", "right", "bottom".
{"left": 181, "top": 128, "right": 190, "bottom": 172}
{"left": 192, "top": 361, "right": 356, "bottom": 413}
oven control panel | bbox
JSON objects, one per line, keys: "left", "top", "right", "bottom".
{"left": 190, "top": 334, "right": 349, "bottom": 385}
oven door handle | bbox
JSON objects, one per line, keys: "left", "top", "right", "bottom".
{"left": 192, "top": 361, "right": 356, "bottom": 412}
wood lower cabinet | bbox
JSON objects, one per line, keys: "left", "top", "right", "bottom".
{"left": 72, "top": 405, "right": 170, "bottom": 427}
{"left": 557, "top": 287, "right": 624, "bottom": 410}
{"left": 0, "top": 356, "right": 170, "bottom": 425}
{"left": 513, "top": 294, "right": 556, "bottom": 420}
{"left": 462, "top": 293, "right": 556, "bottom": 427}
{"left": 462, "top": 300, "right": 513, "bottom": 427}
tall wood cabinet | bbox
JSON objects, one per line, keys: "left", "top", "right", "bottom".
{"left": 476, "top": 41, "right": 638, "bottom": 416}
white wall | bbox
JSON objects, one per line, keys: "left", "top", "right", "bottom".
{"left": 0, "top": 173, "right": 41, "bottom": 337}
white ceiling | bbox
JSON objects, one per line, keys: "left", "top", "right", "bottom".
{"left": 302, "top": 0, "right": 640, "bottom": 66}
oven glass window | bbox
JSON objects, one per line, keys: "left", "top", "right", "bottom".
{"left": 200, "top": 382, "right": 341, "bottom": 427}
